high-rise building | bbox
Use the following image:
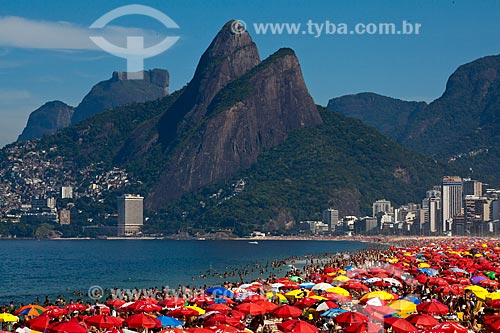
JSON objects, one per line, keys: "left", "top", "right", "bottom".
{"left": 422, "top": 188, "right": 441, "bottom": 233}
{"left": 61, "top": 186, "right": 73, "bottom": 199}
{"left": 117, "top": 194, "right": 144, "bottom": 236}
{"left": 442, "top": 176, "right": 463, "bottom": 232}
{"left": 322, "top": 208, "right": 339, "bottom": 232}
{"left": 463, "top": 179, "right": 482, "bottom": 197}
{"left": 373, "top": 199, "right": 393, "bottom": 217}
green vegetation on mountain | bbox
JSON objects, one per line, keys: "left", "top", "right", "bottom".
{"left": 144, "top": 106, "right": 441, "bottom": 235}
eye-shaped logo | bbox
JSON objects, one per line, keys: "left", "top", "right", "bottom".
{"left": 89, "top": 5, "right": 180, "bottom": 80}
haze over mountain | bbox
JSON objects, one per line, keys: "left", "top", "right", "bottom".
{"left": 18, "top": 101, "right": 74, "bottom": 141}
{"left": 328, "top": 55, "right": 500, "bottom": 186}
{"left": 18, "top": 70, "right": 170, "bottom": 142}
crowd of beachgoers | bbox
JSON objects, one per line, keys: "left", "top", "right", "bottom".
{"left": 2, "top": 237, "right": 500, "bottom": 333}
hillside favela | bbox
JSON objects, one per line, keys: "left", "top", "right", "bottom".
{"left": 1, "top": 2, "right": 500, "bottom": 333}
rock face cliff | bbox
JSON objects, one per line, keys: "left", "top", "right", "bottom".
{"left": 18, "top": 101, "right": 74, "bottom": 141}
{"left": 146, "top": 24, "right": 322, "bottom": 209}
{"left": 71, "top": 69, "right": 169, "bottom": 124}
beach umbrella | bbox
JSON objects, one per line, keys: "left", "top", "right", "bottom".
{"left": 293, "top": 297, "right": 318, "bottom": 309}
{"left": 156, "top": 316, "right": 183, "bottom": 328}
{"left": 28, "top": 315, "right": 52, "bottom": 331}
{"left": 65, "top": 303, "right": 87, "bottom": 312}
{"left": 406, "top": 314, "right": 439, "bottom": 329}
{"left": 464, "top": 285, "right": 488, "bottom": 299}
{"left": 277, "top": 319, "right": 318, "bottom": 333}
{"left": 167, "top": 307, "right": 200, "bottom": 318}
{"left": 298, "top": 282, "right": 315, "bottom": 289}
{"left": 271, "top": 305, "right": 302, "bottom": 318}
{"left": 333, "top": 275, "right": 350, "bottom": 282}
{"left": 325, "top": 287, "right": 350, "bottom": 296}
{"left": 290, "top": 276, "right": 302, "bottom": 282}
{"left": 206, "top": 304, "right": 231, "bottom": 313}
{"left": 417, "top": 300, "right": 449, "bottom": 315}
{"left": 161, "top": 297, "right": 186, "bottom": 308}
{"left": 360, "top": 291, "right": 394, "bottom": 302}
{"left": 363, "top": 305, "right": 397, "bottom": 321}
{"left": 365, "top": 297, "right": 388, "bottom": 307}
{"left": 85, "top": 315, "right": 123, "bottom": 328}
{"left": 312, "top": 283, "right": 334, "bottom": 291}
{"left": 485, "top": 315, "right": 500, "bottom": 332}
{"left": 383, "top": 278, "right": 402, "bottom": 287}
{"left": 323, "top": 292, "right": 351, "bottom": 303}
{"left": 471, "top": 275, "right": 487, "bottom": 284}
{"left": 255, "top": 300, "right": 278, "bottom": 312}
{"left": 46, "top": 321, "right": 87, "bottom": 333}
{"left": 388, "top": 300, "right": 417, "bottom": 317}
{"left": 334, "top": 311, "right": 368, "bottom": 326}
{"left": 185, "top": 306, "right": 206, "bottom": 315}
{"left": 343, "top": 322, "right": 384, "bottom": 333}
{"left": 284, "top": 290, "right": 309, "bottom": 299}
{"left": 205, "top": 287, "right": 234, "bottom": 298}
{"left": 234, "top": 303, "right": 266, "bottom": 316}
{"left": 315, "top": 301, "right": 338, "bottom": 312}
{"left": 341, "top": 280, "right": 369, "bottom": 291}
{"left": 241, "top": 294, "right": 267, "bottom": 303}
{"left": 427, "top": 322, "right": 467, "bottom": 333}
{"left": 125, "top": 313, "right": 160, "bottom": 329}
{"left": 384, "top": 317, "right": 418, "bottom": 333}
{"left": 203, "top": 314, "right": 241, "bottom": 327}
{"left": 0, "top": 313, "right": 19, "bottom": 322}
{"left": 43, "top": 306, "right": 68, "bottom": 317}
{"left": 185, "top": 329, "right": 213, "bottom": 333}
{"left": 190, "top": 295, "right": 215, "bottom": 306}
{"left": 400, "top": 296, "right": 421, "bottom": 305}
{"left": 320, "top": 308, "right": 348, "bottom": 318}
{"left": 101, "top": 329, "right": 124, "bottom": 333}
{"left": 134, "top": 303, "right": 162, "bottom": 313}
{"left": 479, "top": 279, "right": 500, "bottom": 288}
{"left": 15, "top": 305, "right": 45, "bottom": 317}
{"left": 207, "top": 324, "right": 241, "bottom": 333}
{"left": 107, "top": 299, "right": 126, "bottom": 308}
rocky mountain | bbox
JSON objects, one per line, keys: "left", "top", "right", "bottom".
{"left": 327, "top": 55, "right": 500, "bottom": 186}
{"left": 71, "top": 69, "right": 169, "bottom": 124}
{"left": 18, "top": 101, "right": 74, "bottom": 141}
{"left": 327, "top": 93, "right": 427, "bottom": 141}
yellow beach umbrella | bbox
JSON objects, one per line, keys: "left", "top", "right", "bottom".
{"left": 487, "top": 292, "right": 500, "bottom": 301}
{"left": 266, "top": 291, "right": 288, "bottom": 303}
{"left": 285, "top": 289, "right": 310, "bottom": 299}
{"left": 185, "top": 305, "right": 205, "bottom": 315}
{"left": 360, "top": 290, "right": 395, "bottom": 301}
{"left": 389, "top": 300, "right": 417, "bottom": 318}
{"left": 333, "top": 276, "right": 350, "bottom": 282}
{"left": 309, "top": 295, "right": 328, "bottom": 301}
{"left": 0, "top": 313, "right": 19, "bottom": 322}
{"left": 418, "top": 262, "right": 431, "bottom": 268}
{"left": 325, "top": 287, "right": 350, "bottom": 296}
{"left": 465, "top": 285, "right": 488, "bottom": 300}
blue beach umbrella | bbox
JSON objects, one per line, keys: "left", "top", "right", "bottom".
{"left": 205, "top": 286, "right": 234, "bottom": 298}
{"left": 213, "top": 298, "right": 227, "bottom": 304}
{"left": 321, "top": 308, "right": 348, "bottom": 318}
{"left": 299, "top": 282, "right": 315, "bottom": 289}
{"left": 156, "top": 316, "right": 183, "bottom": 327}
{"left": 401, "top": 295, "right": 421, "bottom": 304}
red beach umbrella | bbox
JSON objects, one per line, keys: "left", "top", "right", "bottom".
{"left": 167, "top": 307, "right": 200, "bottom": 318}
{"left": 207, "top": 324, "right": 241, "bottom": 333}
{"left": 65, "top": 303, "right": 88, "bottom": 312}
{"left": 107, "top": 299, "right": 126, "bottom": 308}
{"left": 28, "top": 315, "right": 52, "bottom": 331}
{"left": 206, "top": 304, "right": 232, "bottom": 313}
{"left": 294, "top": 297, "right": 319, "bottom": 309}
{"left": 125, "top": 313, "right": 159, "bottom": 329}
{"left": 255, "top": 300, "right": 278, "bottom": 312}
{"left": 344, "top": 322, "right": 384, "bottom": 333}
{"left": 334, "top": 311, "right": 368, "bottom": 326}
{"left": 185, "top": 328, "right": 213, "bottom": 333}
{"left": 384, "top": 317, "right": 418, "bottom": 333}
{"left": 426, "top": 322, "right": 467, "bottom": 333}
{"left": 43, "top": 306, "right": 68, "bottom": 317}
{"left": 84, "top": 315, "right": 123, "bottom": 328}
{"left": 271, "top": 305, "right": 303, "bottom": 318}
{"left": 234, "top": 303, "right": 266, "bottom": 316}
{"left": 134, "top": 303, "right": 162, "bottom": 313}
{"left": 161, "top": 297, "right": 186, "bottom": 308}
{"left": 406, "top": 313, "right": 439, "bottom": 328}
{"left": 417, "top": 300, "right": 449, "bottom": 315}
{"left": 46, "top": 321, "right": 88, "bottom": 333}
{"left": 277, "top": 319, "right": 319, "bottom": 333}
{"left": 204, "top": 314, "right": 241, "bottom": 327}
{"left": 159, "top": 329, "right": 188, "bottom": 333}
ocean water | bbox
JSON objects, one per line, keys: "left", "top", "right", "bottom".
{"left": 0, "top": 239, "right": 371, "bottom": 304}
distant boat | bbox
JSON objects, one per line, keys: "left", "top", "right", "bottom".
{"left": 248, "top": 241, "right": 259, "bottom": 244}
{"left": 197, "top": 237, "right": 206, "bottom": 241}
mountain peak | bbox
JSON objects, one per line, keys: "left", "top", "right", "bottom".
{"left": 158, "top": 21, "right": 261, "bottom": 147}
{"left": 18, "top": 100, "right": 74, "bottom": 141}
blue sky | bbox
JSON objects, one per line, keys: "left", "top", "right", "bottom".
{"left": 0, "top": 0, "right": 500, "bottom": 147}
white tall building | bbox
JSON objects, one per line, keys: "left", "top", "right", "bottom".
{"left": 373, "top": 199, "right": 393, "bottom": 217}
{"left": 61, "top": 186, "right": 73, "bottom": 199}
{"left": 322, "top": 208, "right": 339, "bottom": 232}
{"left": 442, "top": 176, "right": 463, "bottom": 232}
{"left": 117, "top": 194, "right": 144, "bottom": 236}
